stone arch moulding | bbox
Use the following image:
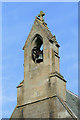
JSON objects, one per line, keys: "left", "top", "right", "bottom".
{"left": 31, "top": 33, "right": 43, "bottom": 44}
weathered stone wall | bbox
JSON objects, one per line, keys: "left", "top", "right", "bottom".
{"left": 23, "top": 20, "right": 51, "bottom": 105}
{"left": 11, "top": 96, "right": 72, "bottom": 118}
{"left": 17, "top": 85, "right": 24, "bottom": 106}
{"left": 10, "top": 106, "right": 23, "bottom": 118}
{"left": 23, "top": 19, "right": 65, "bottom": 106}
{"left": 49, "top": 74, "right": 66, "bottom": 101}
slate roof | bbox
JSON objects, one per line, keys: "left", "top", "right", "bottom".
{"left": 66, "top": 89, "right": 80, "bottom": 118}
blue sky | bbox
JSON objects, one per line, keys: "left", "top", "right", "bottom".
{"left": 2, "top": 2, "right": 78, "bottom": 118}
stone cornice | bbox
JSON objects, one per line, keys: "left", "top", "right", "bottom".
{"left": 17, "top": 95, "right": 57, "bottom": 108}
{"left": 49, "top": 71, "right": 67, "bottom": 82}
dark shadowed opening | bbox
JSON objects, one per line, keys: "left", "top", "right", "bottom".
{"left": 32, "top": 36, "right": 43, "bottom": 63}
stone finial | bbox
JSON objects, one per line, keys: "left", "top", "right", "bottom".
{"left": 38, "top": 11, "right": 45, "bottom": 21}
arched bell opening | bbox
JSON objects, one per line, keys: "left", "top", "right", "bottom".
{"left": 32, "top": 35, "right": 43, "bottom": 64}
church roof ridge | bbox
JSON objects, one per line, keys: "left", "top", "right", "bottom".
{"left": 66, "top": 89, "right": 80, "bottom": 98}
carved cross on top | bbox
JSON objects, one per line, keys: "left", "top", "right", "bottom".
{"left": 38, "top": 11, "right": 45, "bottom": 21}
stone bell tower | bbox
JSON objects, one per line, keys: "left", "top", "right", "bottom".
{"left": 10, "top": 11, "right": 76, "bottom": 118}
{"left": 22, "top": 11, "right": 67, "bottom": 118}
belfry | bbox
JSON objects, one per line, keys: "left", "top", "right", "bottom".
{"left": 10, "top": 11, "right": 79, "bottom": 119}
